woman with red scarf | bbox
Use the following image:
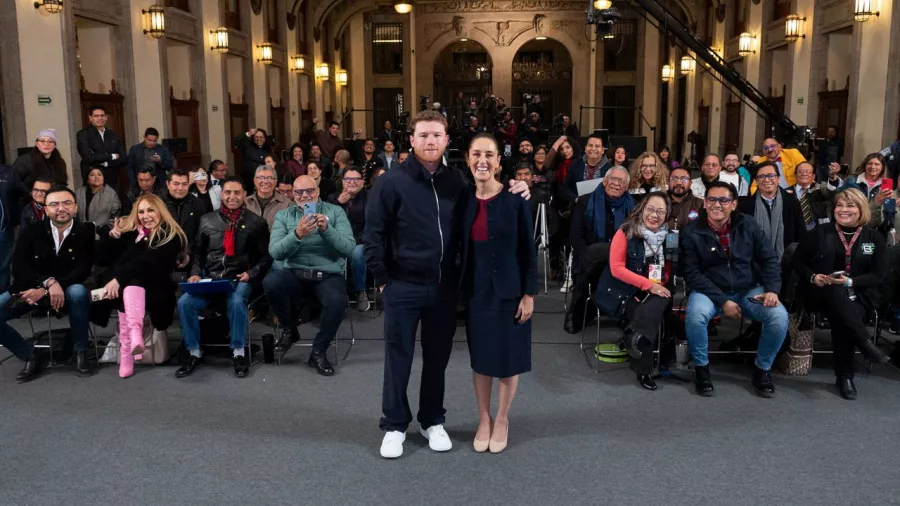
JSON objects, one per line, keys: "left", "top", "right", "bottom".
{"left": 545, "top": 135, "right": 580, "bottom": 287}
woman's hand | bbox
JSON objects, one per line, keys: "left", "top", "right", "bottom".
{"left": 812, "top": 274, "right": 830, "bottom": 287}
{"left": 109, "top": 217, "right": 124, "bottom": 239}
{"left": 829, "top": 162, "right": 842, "bottom": 176}
{"left": 552, "top": 136, "right": 566, "bottom": 150}
{"left": 516, "top": 295, "right": 534, "bottom": 324}
{"left": 648, "top": 283, "right": 671, "bottom": 298}
{"left": 104, "top": 278, "right": 120, "bottom": 300}
{"left": 875, "top": 188, "right": 892, "bottom": 205}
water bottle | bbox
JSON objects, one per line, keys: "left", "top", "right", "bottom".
{"left": 675, "top": 341, "right": 689, "bottom": 369}
{"left": 262, "top": 334, "right": 275, "bottom": 364}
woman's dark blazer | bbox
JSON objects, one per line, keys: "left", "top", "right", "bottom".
{"left": 459, "top": 189, "right": 538, "bottom": 299}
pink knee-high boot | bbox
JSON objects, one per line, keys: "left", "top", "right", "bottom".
{"left": 117, "top": 311, "right": 134, "bottom": 378}
{"left": 123, "top": 286, "right": 147, "bottom": 360}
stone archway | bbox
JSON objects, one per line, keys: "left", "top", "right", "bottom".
{"left": 511, "top": 38, "right": 573, "bottom": 132}
{"left": 432, "top": 39, "right": 493, "bottom": 131}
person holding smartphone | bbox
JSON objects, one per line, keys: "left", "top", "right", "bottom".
{"left": 595, "top": 192, "right": 673, "bottom": 391}
{"left": 840, "top": 153, "right": 891, "bottom": 231}
{"left": 176, "top": 177, "right": 272, "bottom": 378}
{"left": 793, "top": 188, "right": 890, "bottom": 400}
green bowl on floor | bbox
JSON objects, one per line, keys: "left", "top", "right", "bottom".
{"left": 594, "top": 343, "right": 630, "bottom": 363}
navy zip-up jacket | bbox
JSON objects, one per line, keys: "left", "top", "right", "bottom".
{"left": 680, "top": 211, "right": 782, "bottom": 307}
{"left": 364, "top": 155, "right": 468, "bottom": 285}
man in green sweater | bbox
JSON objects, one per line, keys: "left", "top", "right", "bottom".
{"left": 263, "top": 175, "right": 355, "bottom": 376}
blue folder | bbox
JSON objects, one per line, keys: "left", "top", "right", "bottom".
{"left": 178, "top": 279, "right": 235, "bottom": 295}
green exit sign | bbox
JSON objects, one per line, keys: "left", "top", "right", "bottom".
{"left": 37, "top": 95, "right": 52, "bottom": 106}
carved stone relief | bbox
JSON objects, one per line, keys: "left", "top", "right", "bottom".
{"left": 421, "top": 1, "right": 584, "bottom": 13}
{"left": 473, "top": 20, "right": 532, "bottom": 46}
{"left": 423, "top": 21, "right": 455, "bottom": 51}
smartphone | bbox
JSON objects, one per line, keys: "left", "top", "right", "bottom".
{"left": 302, "top": 202, "right": 317, "bottom": 218}
{"left": 882, "top": 178, "right": 894, "bottom": 192}
{"left": 830, "top": 271, "right": 847, "bottom": 278}
{"left": 747, "top": 296, "right": 763, "bottom": 305}
{"left": 504, "top": 144, "right": 512, "bottom": 157}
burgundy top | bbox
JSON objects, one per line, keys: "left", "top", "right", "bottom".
{"left": 470, "top": 194, "right": 499, "bottom": 242}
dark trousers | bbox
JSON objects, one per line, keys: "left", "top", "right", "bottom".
{"left": 262, "top": 269, "right": 347, "bottom": 353}
{"left": 380, "top": 279, "right": 456, "bottom": 432}
{"left": 812, "top": 285, "right": 869, "bottom": 378}
{"left": 548, "top": 211, "right": 569, "bottom": 274}
{"left": 625, "top": 294, "right": 671, "bottom": 374}
{"left": 569, "top": 243, "right": 611, "bottom": 317}
{"left": 0, "top": 286, "right": 92, "bottom": 361}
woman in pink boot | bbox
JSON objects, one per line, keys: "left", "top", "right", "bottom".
{"left": 102, "top": 194, "right": 187, "bottom": 378}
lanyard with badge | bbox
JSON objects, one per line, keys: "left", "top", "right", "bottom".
{"left": 836, "top": 224, "right": 862, "bottom": 300}
{"left": 645, "top": 239, "right": 665, "bottom": 284}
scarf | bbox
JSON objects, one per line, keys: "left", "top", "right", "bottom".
{"left": 220, "top": 207, "right": 243, "bottom": 257}
{"left": 754, "top": 192, "right": 785, "bottom": 259}
{"left": 135, "top": 226, "right": 151, "bottom": 243}
{"left": 32, "top": 202, "right": 45, "bottom": 221}
{"left": 585, "top": 187, "right": 633, "bottom": 243}
{"left": 584, "top": 155, "right": 610, "bottom": 181}
{"left": 557, "top": 158, "right": 573, "bottom": 183}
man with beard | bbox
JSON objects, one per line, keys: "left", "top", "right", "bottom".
{"left": 0, "top": 186, "right": 95, "bottom": 381}
{"left": 76, "top": 106, "right": 126, "bottom": 186}
{"left": 720, "top": 153, "right": 750, "bottom": 196}
{"left": 350, "top": 137, "right": 384, "bottom": 185}
{"left": 501, "top": 139, "right": 534, "bottom": 180}
{"left": 667, "top": 167, "right": 704, "bottom": 230}
{"left": 692, "top": 154, "right": 747, "bottom": 197}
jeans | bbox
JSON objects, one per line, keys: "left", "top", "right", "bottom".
{"left": 177, "top": 282, "right": 252, "bottom": 352}
{"left": 349, "top": 244, "right": 367, "bottom": 292}
{"left": 0, "top": 285, "right": 92, "bottom": 361}
{"left": 262, "top": 269, "right": 347, "bottom": 353}
{"left": 0, "top": 229, "right": 14, "bottom": 293}
{"left": 380, "top": 280, "right": 456, "bottom": 432}
{"left": 685, "top": 285, "right": 788, "bottom": 370}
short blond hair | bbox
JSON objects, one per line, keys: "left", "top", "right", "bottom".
{"left": 834, "top": 187, "right": 872, "bottom": 226}
{"left": 409, "top": 110, "right": 448, "bottom": 133}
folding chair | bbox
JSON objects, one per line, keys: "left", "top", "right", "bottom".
{"left": 191, "top": 294, "right": 267, "bottom": 369}
{"left": 27, "top": 308, "right": 100, "bottom": 367}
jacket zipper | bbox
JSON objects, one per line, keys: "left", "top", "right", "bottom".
{"left": 430, "top": 180, "right": 444, "bottom": 284}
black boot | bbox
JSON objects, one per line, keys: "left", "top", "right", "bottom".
{"left": 858, "top": 340, "right": 890, "bottom": 364}
{"left": 836, "top": 376, "right": 857, "bottom": 400}
{"left": 564, "top": 312, "right": 581, "bottom": 334}
{"left": 275, "top": 328, "right": 299, "bottom": 353}
{"left": 751, "top": 366, "right": 776, "bottom": 398}
{"left": 637, "top": 373, "right": 657, "bottom": 391}
{"left": 308, "top": 351, "right": 335, "bottom": 376}
{"left": 15, "top": 355, "right": 45, "bottom": 384}
{"left": 74, "top": 351, "right": 96, "bottom": 376}
{"left": 694, "top": 365, "right": 714, "bottom": 397}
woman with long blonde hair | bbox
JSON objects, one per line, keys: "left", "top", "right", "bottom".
{"left": 102, "top": 194, "right": 187, "bottom": 378}
{"left": 627, "top": 152, "right": 669, "bottom": 203}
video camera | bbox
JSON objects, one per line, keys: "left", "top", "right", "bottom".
{"left": 419, "top": 95, "right": 430, "bottom": 112}
{"left": 586, "top": 5, "right": 621, "bottom": 37}
{"left": 522, "top": 93, "right": 534, "bottom": 106}
{"left": 397, "top": 111, "right": 411, "bottom": 132}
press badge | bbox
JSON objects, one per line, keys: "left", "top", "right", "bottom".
{"left": 648, "top": 264, "right": 662, "bottom": 283}
{"left": 862, "top": 243, "right": 875, "bottom": 255}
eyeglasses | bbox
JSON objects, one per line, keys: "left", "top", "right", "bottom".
{"left": 705, "top": 196, "right": 734, "bottom": 205}
{"left": 669, "top": 176, "right": 691, "bottom": 183}
{"left": 762, "top": 144, "right": 778, "bottom": 151}
{"left": 644, "top": 206, "right": 667, "bottom": 218}
{"left": 343, "top": 177, "right": 363, "bottom": 182}
{"left": 293, "top": 188, "right": 317, "bottom": 196}
{"left": 36, "top": 139, "right": 55, "bottom": 145}
{"left": 255, "top": 176, "right": 277, "bottom": 182}
{"left": 640, "top": 164, "right": 657, "bottom": 170}
{"left": 756, "top": 173, "right": 779, "bottom": 181}
{"left": 46, "top": 200, "right": 75, "bottom": 209}
{"left": 605, "top": 176, "right": 626, "bottom": 185}
{"left": 31, "top": 189, "right": 48, "bottom": 194}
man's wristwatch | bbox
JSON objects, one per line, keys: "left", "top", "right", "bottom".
{"left": 42, "top": 278, "right": 56, "bottom": 289}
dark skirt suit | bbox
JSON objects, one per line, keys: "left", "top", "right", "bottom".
{"left": 792, "top": 225, "right": 887, "bottom": 378}
{"left": 460, "top": 190, "right": 537, "bottom": 378}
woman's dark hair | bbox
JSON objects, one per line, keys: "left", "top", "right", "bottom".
{"left": 31, "top": 146, "right": 67, "bottom": 181}
{"left": 658, "top": 145, "right": 671, "bottom": 154}
{"left": 208, "top": 160, "right": 225, "bottom": 173}
{"left": 558, "top": 136, "right": 580, "bottom": 161}
{"left": 253, "top": 128, "right": 271, "bottom": 149}
{"left": 289, "top": 143, "right": 305, "bottom": 157}
{"left": 467, "top": 133, "right": 500, "bottom": 152}
{"left": 621, "top": 191, "right": 672, "bottom": 239}
{"left": 855, "top": 152, "right": 887, "bottom": 178}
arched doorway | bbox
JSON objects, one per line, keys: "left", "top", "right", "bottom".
{"left": 512, "top": 38, "right": 572, "bottom": 134}
{"left": 432, "top": 40, "right": 493, "bottom": 131}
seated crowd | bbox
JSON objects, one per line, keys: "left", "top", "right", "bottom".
{"left": 1, "top": 112, "right": 898, "bottom": 405}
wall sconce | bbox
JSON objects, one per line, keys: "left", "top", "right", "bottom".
{"left": 142, "top": 5, "right": 166, "bottom": 39}
{"left": 210, "top": 27, "right": 229, "bottom": 54}
{"left": 393, "top": 1, "right": 412, "bottom": 13}
{"left": 337, "top": 69, "right": 348, "bottom": 86}
{"left": 680, "top": 55, "right": 695, "bottom": 74}
{"left": 316, "top": 63, "right": 330, "bottom": 81}
{"left": 784, "top": 14, "right": 806, "bottom": 42}
{"left": 290, "top": 54, "right": 307, "bottom": 73}
{"left": 33, "top": 0, "right": 63, "bottom": 13}
{"left": 603, "top": 30, "right": 616, "bottom": 40}
{"left": 257, "top": 43, "right": 273, "bottom": 64}
{"left": 535, "top": 36, "right": 547, "bottom": 40}
{"left": 593, "top": 0, "right": 612, "bottom": 9}
{"left": 661, "top": 64, "right": 673, "bottom": 82}
{"left": 854, "top": 0, "right": 879, "bottom": 21}
{"left": 738, "top": 32, "right": 756, "bottom": 56}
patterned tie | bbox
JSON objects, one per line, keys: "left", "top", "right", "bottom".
{"left": 800, "top": 192, "right": 813, "bottom": 226}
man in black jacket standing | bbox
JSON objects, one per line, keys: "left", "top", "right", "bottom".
{"left": 0, "top": 164, "right": 27, "bottom": 293}
{"left": 365, "top": 111, "right": 529, "bottom": 459}
{"left": 176, "top": 177, "right": 271, "bottom": 378}
{"left": 76, "top": 105, "right": 126, "bottom": 188}
{"left": 126, "top": 127, "right": 174, "bottom": 188}
{"left": 0, "top": 186, "right": 95, "bottom": 382}
{"left": 682, "top": 181, "right": 788, "bottom": 399}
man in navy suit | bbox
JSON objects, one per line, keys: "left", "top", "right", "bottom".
{"left": 76, "top": 105, "right": 126, "bottom": 188}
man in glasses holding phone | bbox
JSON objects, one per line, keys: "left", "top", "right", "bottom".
{"left": 263, "top": 175, "right": 355, "bottom": 376}
{"left": 682, "top": 181, "right": 788, "bottom": 398}
{"left": 0, "top": 186, "right": 95, "bottom": 382}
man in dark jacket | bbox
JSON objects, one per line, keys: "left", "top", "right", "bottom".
{"left": 0, "top": 186, "right": 95, "bottom": 382}
{"left": 161, "top": 169, "right": 206, "bottom": 250}
{"left": 20, "top": 178, "right": 52, "bottom": 229}
{"left": 351, "top": 138, "right": 384, "bottom": 183}
{"left": 364, "top": 111, "right": 529, "bottom": 459}
{"left": 564, "top": 166, "right": 633, "bottom": 334}
{"left": 667, "top": 167, "right": 703, "bottom": 230}
{"left": 563, "top": 133, "right": 610, "bottom": 204}
{"left": 121, "top": 167, "right": 164, "bottom": 216}
{"left": 378, "top": 120, "right": 402, "bottom": 152}
{"left": 0, "top": 164, "right": 27, "bottom": 292}
{"left": 176, "top": 177, "right": 271, "bottom": 379}
{"left": 736, "top": 162, "right": 806, "bottom": 263}
{"left": 682, "top": 181, "right": 788, "bottom": 399}
{"left": 126, "top": 127, "right": 174, "bottom": 188}
{"left": 311, "top": 118, "right": 345, "bottom": 159}
{"left": 328, "top": 167, "right": 369, "bottom": 311}
{"left": 76, "top": 105, "right": 126, "bottom": 187}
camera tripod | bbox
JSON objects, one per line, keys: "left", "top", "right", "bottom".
{"left": 534, "top": 201, "right": 551, "bottom": 294}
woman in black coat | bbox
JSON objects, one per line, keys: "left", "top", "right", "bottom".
{"left": 793, "top": 188, "right": 891, "bottom": 400}
{"left": 13, "top": 132, "right": 69, "bottom": 188}
{"left": 461, "top": 133, "right": 536, "bottom": 454}
{"left": 100, "top": 193, "right": 187, "bottom": 379}
{"left": 233, "top": 128, "right": 272, "bottom": 193}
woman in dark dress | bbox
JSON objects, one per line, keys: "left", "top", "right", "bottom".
{"left": 101, "top": 194, "right": 187, "bottom": 379}
{"left": 462, "top": 133, "right": 537, "bottom": 454}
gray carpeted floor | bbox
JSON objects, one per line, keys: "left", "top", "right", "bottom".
{"left": 1, "top": 286, "right": 899, "bottom": 506}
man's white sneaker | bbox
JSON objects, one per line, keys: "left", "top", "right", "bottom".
{"left": 420, "top": 424, "right": 452, "bottom": 452}
{"left": 560, "top": 276, "right": 573, "bottom": 293}
{"left": 380, "top": 431, "right": 406, "bottom": 459}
